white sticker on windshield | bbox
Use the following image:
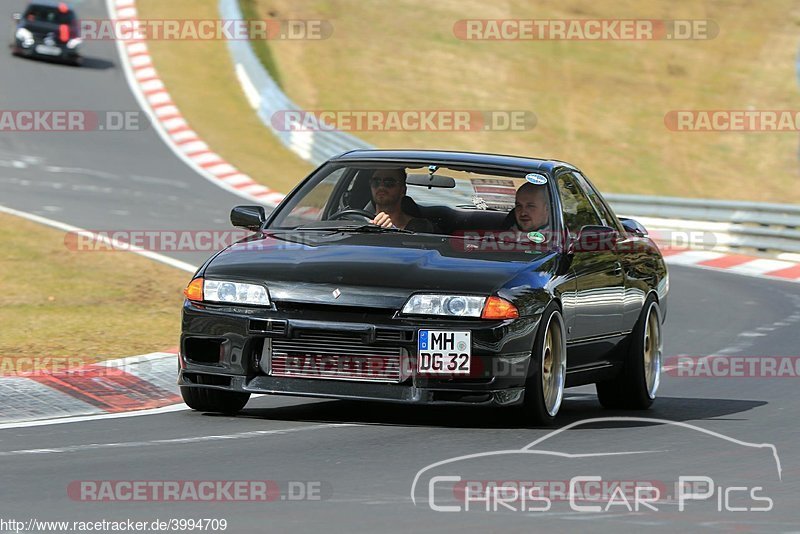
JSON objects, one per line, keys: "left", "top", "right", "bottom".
{"left": 472, "top": 196, "right": 488, "bottom": 210}
{"left": 525, "top": 173, "right": 548, "bottom": 185}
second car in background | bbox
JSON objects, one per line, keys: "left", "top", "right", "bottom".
{"left": 10, "top": 1, "right": 82, "bottom": 65}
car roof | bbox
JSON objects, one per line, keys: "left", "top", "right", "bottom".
{"left": 331, "top": 149, "right": 579, "bottom": 174}
{"left": 26, "top": 1, "right": 73, "bottom": 10}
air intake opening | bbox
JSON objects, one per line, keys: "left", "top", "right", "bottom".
{"left": 183, "top": 337, "right": 224, "bottom": 364}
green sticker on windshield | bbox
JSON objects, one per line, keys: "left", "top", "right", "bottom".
{"left": 527, "top": 231, "right": 546, "bottom": 244}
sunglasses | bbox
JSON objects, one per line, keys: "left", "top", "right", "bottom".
{"left": 369, "top": 177, "right": 400, "bottom": 187}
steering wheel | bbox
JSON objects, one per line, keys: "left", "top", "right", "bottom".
{"left": 329, "top": 209, "right": 375, "bottom": 222}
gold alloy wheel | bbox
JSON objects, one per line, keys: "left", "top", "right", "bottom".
{"left": 542, "top": 312, "right": 566, "bottom": 417}
{"left": 643, "top": 302, "right": 663, "bottom": 399}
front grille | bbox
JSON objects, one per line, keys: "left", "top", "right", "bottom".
{"left": 269, "top": 331, "right": 405, "bottom": 382}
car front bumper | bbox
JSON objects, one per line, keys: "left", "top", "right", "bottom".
{"left": 11, "top": 40, "right": 81, "bottom": 62}
{"left": 179, "top": 300, "right": 542, "bottom": 407}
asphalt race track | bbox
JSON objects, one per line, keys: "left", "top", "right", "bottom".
{"left": 0, "top": 0, "right": 247, "bottom": 268}
{"left": 1, "top": 1, "right": 799, "bottom": 531}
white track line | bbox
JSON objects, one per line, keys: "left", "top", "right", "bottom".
{"left": 0, "top": 423, "right": 357, "bottom": 451}
{"left": 0, "top": 204, "right": 197, "bottom": 273}
{"left": 0, "top": 404, "right": 189, "bottom": 431}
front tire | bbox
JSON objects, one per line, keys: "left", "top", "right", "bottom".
{"left": 523, "top": 303, "right": 567, "bottom": 425}
{"left": 180, "top": 386, "right": 250, "bottom": 415}
{"left": 596, "top": 296, "right": 663, "bottom": 409}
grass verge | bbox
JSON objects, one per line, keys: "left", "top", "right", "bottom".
{"left": 0, "top": 213, "right": 189, "bottom": 369}
{"left": 136, "top": 0, "right": 312, "bottom": 194}
{"left": 247, "top": 0, "right": 800, "bottom": 203}
{"left": 239, "top": 0, "right": 283, "bottom": 87}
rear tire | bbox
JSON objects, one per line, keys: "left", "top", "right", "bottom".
{"left": 523, "top": 303, "right": 567, "bottom": 425}
{"left": 596, "top": 296, "right": 662, "bottom": 409}
{"left": 180, "top": 386, "right": 250, "bottom": 415}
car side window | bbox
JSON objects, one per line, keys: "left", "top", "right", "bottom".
{"left": 573, "top": 172, "right": 623, "bottom": 232}
{"left": 556, "top": 172, "right": 604, "bottom": 236}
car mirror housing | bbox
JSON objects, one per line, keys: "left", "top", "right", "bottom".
{"left": 619, "top": 217, "right": 648, "bottom": 237}
{"left": 230, "top": 205, "right": 266, "bottom": 231}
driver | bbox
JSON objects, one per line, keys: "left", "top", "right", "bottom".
{"left": 369, "top": 168, "right": 434, "bottom": 232}
{"left": 510, "top": 182, "right": 550, "bottom": 233}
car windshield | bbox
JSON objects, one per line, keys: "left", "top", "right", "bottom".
{"left": 268, "top": 162, "right": 557, "bottom": 246}
{"left": 24, "top": 5, "right": 76, "bottom": 24}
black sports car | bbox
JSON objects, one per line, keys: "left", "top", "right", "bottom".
{"left": 179, "top": 150, "right": 668, "bottom": 424}
{"left": 10, "top": 1, "right": 82, "bottom": 65}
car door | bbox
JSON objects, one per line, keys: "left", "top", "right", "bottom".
{"left": 575, "top": 172, "right": 644, "bottom": 335}
{"left": 556, "top": 171, "right": 625, "bottom": 366}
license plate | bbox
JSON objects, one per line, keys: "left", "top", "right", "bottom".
{"left": 35, "top": 45, "right": 62, "bottom": 56}
{"left": 36, "top": 45, "right": 61, "bottom": 56}
{"left": 417, "top": 330, "right": 471, "bottom": 375}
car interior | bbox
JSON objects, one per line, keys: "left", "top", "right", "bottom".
{"left": 338, "top": 168, "right": 529, "bottom": 235}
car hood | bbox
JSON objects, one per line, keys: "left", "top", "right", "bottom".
{"left": 202, "top": 231, "right": 557, "bottom": 309}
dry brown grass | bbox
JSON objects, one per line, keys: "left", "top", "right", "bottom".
{"left": 137, "top": 0, "right": 313, "bottom": 194}
{"left": 252, "top": 0, "right": 800, "bottom": 202}
{"left": 0, "top": 213, "right": 189, "bottom": 365}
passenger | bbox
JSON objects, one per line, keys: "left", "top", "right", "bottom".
{"left": 511, "top": 182, "right": 550, "bottom": 233}
{"left": 369, "top": 169, "right": 434, "bottom": 232}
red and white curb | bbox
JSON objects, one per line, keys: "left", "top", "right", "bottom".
{"left": 645, "top": 227, "right": 800, "bottom": 283}
{"left": 660, "top": 248, "right": 800, "bottom": 282}
{"left": 107, "top": 0, "right": 286, "bottom": 207}
{"left": 0, "top": 352, "right": 180, "bottom": 424}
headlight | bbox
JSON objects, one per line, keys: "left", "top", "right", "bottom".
{"left": 401, "top": 294, "right": 486, "bottom": 318}
{"left": 15, "top": 27, "right": 34, "bottom": 46}
{"left": 183, "top": 277, "right": 270, "bottom": 306}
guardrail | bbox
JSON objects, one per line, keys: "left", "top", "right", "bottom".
{"left": 219, "top": 0, "right": 372, "bottom": 166}
{"left": 218, "top": 1, "right": 799, "bottom": 257}
{"left": 606, "top": 194, "right": 800, "bottom": 257}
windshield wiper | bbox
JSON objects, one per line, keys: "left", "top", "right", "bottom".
{"left": 337, "top": 224, "right": 414, "bottom": 234}
{"left": 291, "top": 223, "right": 414, "bottom": 234}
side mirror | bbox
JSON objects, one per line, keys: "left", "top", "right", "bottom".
{"left": 568, "top": 225, "right": 618, "bottom": 254}
{"left": 230, "top": 205, "right": 266, "bottom": 231}
{"left": 619, "top": 217, "right": 647, "bottom": 237}
{"left": 12, "top": 13, "right": 22, "bottom": 21}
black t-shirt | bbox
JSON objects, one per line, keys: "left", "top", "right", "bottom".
{"left": 404, "top": 217, "right": 436, "bottom": 233}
